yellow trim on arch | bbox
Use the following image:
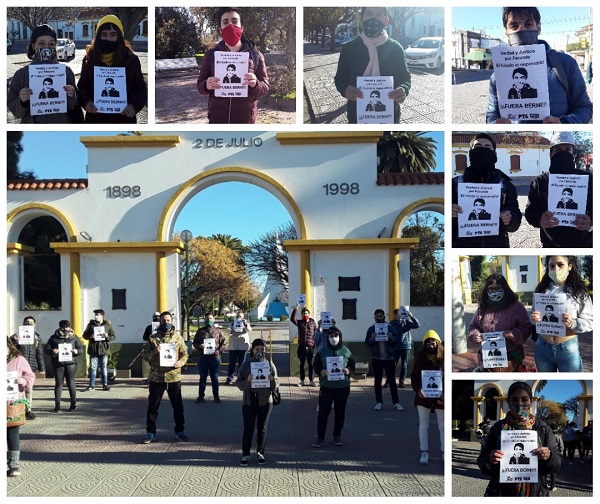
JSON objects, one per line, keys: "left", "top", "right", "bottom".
{"left": 157, "top": 167, "right": 307, "bottom": 240}
{"left": 7, "top": 203, "right": 78, "bottom": 242}
{"left": 283, "top": 238, "right": 418, "bottom": 251}
{"left": 392, "top": 198, "right": 444, "bottom": 238}
{"left": 6, "top": 243, "right": 35, "bottom": 255}
{"left": 50, "top": 242, "right": 183, "bottom": 254}
{"left": 276, "top": 132, "right": 382, "bottom": 145}
{"left": 80, "top": 135, "right": 181, "bottom": 148}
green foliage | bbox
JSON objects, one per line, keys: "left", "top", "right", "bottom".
{"left": 107, "top": 352, "right": 119, "bottom": 368}
{"left": 156, "top": 7, "right": 199, "bottom": 59}
{"left": 377, "top": 131, "right": 438, "bottom": 173}
{"left": 279, "top": 315, "right": 288, "bottom": 321}
{"left": 266, "top": 314, "right": 274, "bottom": 322}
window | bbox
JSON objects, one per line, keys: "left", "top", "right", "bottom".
{"left": 342, "top": 299, "right": 357, "bottom": 320}
{"left": 112, "top": 289, "right": 127, "bottom": 310}
{"left": 519, "top": 265, "right": 528, "bottom": 272}
{"left": 338, "top": 276, "right": 360, "bottom": 291}
{"left": 510, "top": 154, "right": 521, "bottom": 172}
{"left": 521, "top": 274, "right": 527, "bottom": 283}
{"left": 82, "top": 24, "right": 89, "bottom": 38}
{"left": 455, "top": 154, "right": 467, "bottom": 173}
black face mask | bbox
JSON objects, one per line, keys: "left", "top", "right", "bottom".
{"left": 362, "top": 18, "right": 385, "bottom": 38}
{"left": 159, "top": 322, "right": 173, "bottom": 332}
{"left": 468, "top": 148, "right": 497, "bottom": 179}
{"left": 99, "top": 39, "right": 117, "bottom": 53}
{"left": 424, "top": 346, "right": 437, "bottom": 355}
{"left": 549, "top": 150, "right": 576, "bottom": 174}
{"left": 508, "top": 30, "right": 538, "bottom": 46}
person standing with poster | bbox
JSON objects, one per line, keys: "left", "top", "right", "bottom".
{"left": 478, "top": 381, "right": 561, "bottom": 496}
{"left": 77, "top": 15, "right": 147, "bottom": 123}
{"left": 82, "top": 308, "right": 116, "bottom": 392}
{"left": 531, "top": 256, "right": 593, "bottom": 372}
{"left": 198, "top": 7, "right": 270, "bottom": 124}
{"left": 291, "top": 304, "right": 318, "bottom": 387}
{"left": 389, "top": 307, "right": 420, "bottom": 388}
{"left": 226, "top": 311, "right": 251, "bottom": 385}
{"left": 193, "top": 314, "right": 226, "bottom": 403}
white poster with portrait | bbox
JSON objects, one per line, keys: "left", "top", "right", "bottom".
{"left": 18, "top": 325, "right": 35, "bottom": 345}
{"left": 93, "top": 326, "right": 106, "bottom": 341}
{"left": 233, "top": 318, "right": 245, "bottom": 333}
{"left": 534, "top": 293, "right": 567, "bottom": 337}
{"left": 399, "top": 306, "right": 410, "bottom": 320}
{"left": 481, "top": 331, "right": 508, "bottom": 369}
{"left": 374, "top": 323, "right": 389, "bottom": 342}
{"left": 58, "top": 343, "right": 73, "bottom": 363}
{"left": 320, "top": 311, "right": 333, "bottom": 329}
{"left": 326, "top": 356, "right": 344, "bottom": 381}
{"left": 499, "top": 430, "right": 539, "bottom": 483}
{"left": 214, "top": 51, "right": 249, "bottom": 98}
{"left": 356, "top": 76, "right": 394, "bottom": 124}
{"left": 6, "top": 371, "right": 19, "bottom": 402}
{"left": 250, "top": 362, "right": 270, "bottom": 388}
{"left": 151, "top": 322, "right": 159, "bottom": 335}
{"left": 159, "top": 343, "right": 177, "bottom": 367}
{"left": 457, "top": 183, "right": 501, "bottom": 238}
{"left": 491, "top": 44, "right": 550, "bottom": 122}
{"left": 94, "top": 66, "right": 127, "bottom": 113}
{"left": 548, "top": 174, "right": 589, "bottom": 227}
{"left": 297, "top": 294, "right": 306, "bottom": 307}
{"left": 29, "top": 64, "right": 67, "bottom": 115}
{"left": 203, "top": 338, "right": 216, "bottom": 355}
{"left": 422, "top": 370, "right": 442, "bottom": 398}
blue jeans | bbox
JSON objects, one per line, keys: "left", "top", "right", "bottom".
{"left": 534, "top": 337, "right": 583, "bottom": 372}
{"left": 227, "top": 350, "right": 247, "bottom": 381}
{"left": 89, "top": 354, "right": 108, "bottom": 386}
{"left": 198, "top": 357, "right": 221, "bottom": 398}
{"left": 394, "top": 348, "right": 411, "bottom": 382}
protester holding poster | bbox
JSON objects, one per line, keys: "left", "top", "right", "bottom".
{"left": 452, "top": 133, "right": 521, "bottom": 247}
{"left": 7, "top": 24, "right": 78, "bottom": 123}
{"left": 468, "top": 274, "right": 532, "bottom": 372}
{"left": 532, "top": 256, "right": 593, "bottom": 372}
{"left": 411, "top": 330, "right": 444, "bottom": 466}
{"left": 82, "top": 308, "right": 117, "bottom": 392}
{"left": 198, "top": 8, "right": 270, "bottom": 124}
{"left": 77, "top": 15, "right": 147, "bottom": 124}
{"left": 478, "top": 381, "right": 561, "bottom": 497}
{"left": 526, "top": 132, "right": 592, "bottom": 248}
{"left": 193, "top": 314, "right": 226, "bottom": 403}
{"left": 226, "top": 311, "right": 252, "bottom": 385}
{"left": 334, "top": 7, "right": 411, "bottom": 124}
{"left": 389, "top": 307, "right": 420, "bottom": 388}
{"left": 486, "top": 7, "right": 592, "bottom": 124}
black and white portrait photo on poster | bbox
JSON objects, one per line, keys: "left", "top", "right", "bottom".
{"left": 320, "top": 311, "right": 333, "bottom": 329}
{"left": 28, "top": 64, "right": 67, "bottom": 115}
{"left": 159, "top": 343, "right": 177, "bottom": 367}
{"left": 18, "top": 325, "right": 35, "bottom": 345}
{"left": 214, "top": 51, "right": 249, "bottom": 98}
{"left": 250, "top": 362, "right": 270, "bottom": 388}
{"left": 326, "top": 356, "right": 344, "bottom": 381}
{"left": 499, "top": 430, "right": 538, "bottom": 483}
{"left": 421, "top": 370, "right": 442, "bottom": 398}
{"left": 481, "top": 331, "right": 508, "bottom": 369}
{"left": 548, "top": 174, "right": 589, "bottom": 227}
{"left": 374, "top": 322, "right": 389, "bottom": 341}
{"left": 534, "top": 293, "right": 567, "bottom": 337}
{"left": 94, "top": 66, "right": 127, "bottom": 113}
{"left": 356, "top": 76, "right": 394, "bottom": 124}
{"left": 457, "top": 183, "right": 501, "bottom": 237}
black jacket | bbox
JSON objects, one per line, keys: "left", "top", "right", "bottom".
{"left": 44, "top": 329, "right": 84, "bottom": 367}
{"left": 82, "top": 320, "right": 117, "bottom": 356}
{"left": 10, "top": 331, "right": 46, "bottom": 373}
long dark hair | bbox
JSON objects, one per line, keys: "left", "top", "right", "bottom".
{"left": 478, "top": 274, "right": 518, "bottom": 312}
{"left": 7, "top": 336, "right": 21, "bottom": 361}
{"left": 535, "top": 256, "right": 589, "bottom": 304}
{"left": 415, "top": 338, "right": 444, "bottom": 368}
{"left": 85, "top": 23, "right": 135, "bottom": 67}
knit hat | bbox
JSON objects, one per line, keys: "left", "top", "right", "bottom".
{"left": 328, "top": 326, "right": 342, "bottom": 337}
{"left": 251, "top": 338, "right": 266, "bottom": 349}
{"left": 30, "top": 24, "right": 57, "bottom": 44}
{"left": 423, "top": 329, "right": 442, "bottom": 344}
{"left": 97, "top": 14, "right": 124, "bottom": 36}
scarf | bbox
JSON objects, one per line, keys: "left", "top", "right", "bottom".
{"left": 360, "top": 30, "right": 388, "bottom": 76}
{"left": 101, "top": 52, "right": 114, "bottom": 67}
{"left": 502, "top": 412, "right": 536, "bottom": 496}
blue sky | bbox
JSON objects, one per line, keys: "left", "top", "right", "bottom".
{"left": 17, "top": 130, "right": 444, "bottom": 244}
{"left": 452, "top": 7, "right": 593, "bottom": 49}
{"left": 536, "top": 380, "right": 584, "bottom": 420}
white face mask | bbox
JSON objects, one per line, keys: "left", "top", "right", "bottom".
{"left": 488, "top": 290, "right": 505, "bottom": 302}
{"left": 329, "top": 337, "right": 340, "bottom": 346}
{"left": 94, "top": 315, "right": 102, "bottom": 322}
{"left": 549, "top": 268, "right": 569, "bottom": 284}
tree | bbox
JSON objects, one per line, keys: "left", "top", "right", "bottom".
{"left": 377, "top": 131, "right": 437, "bottom": 173}
{"left": 304, "top": 7, "right": 355, "bottom": 51}
{"left": 7, "top": 132, "right": 36, "bottom": 180}
{"left": 572, "top": 131, "right": 593, "bottom": 159}
{"left": 387, "top": 7, "right": 429, "bottom": 41}
{"left": 537, "top": 399, "right": 567, "bottom": 428}
{"left": 580, "top": 255, "right": 592, "bottom": 289}
{"left": 563, "top": 396, "right": 580, "bottom": 419}
{"left": 109, "top": 7, "right": 148, "bottom": 43}
{"left": 7, "top": 7, "right": 79, "bottom": 31}
{"left": 155, "top": 7, "right": 199, "bottom": 59}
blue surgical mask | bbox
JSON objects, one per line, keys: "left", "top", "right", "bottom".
{"left": 160, "top": 323, "right": 173, "bottom": 332}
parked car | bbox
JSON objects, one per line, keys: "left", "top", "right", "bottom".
{"left": 7, "top": 38, "right": 12, "bottom": 50}
{"left": 335, "top": 34, "right": 352, "bottom": 46}
{"left": 404, "top": 36, "right": 444, "bottom": 70}
{"left": 56, "top": 38, "right": 76, "bottom": 60}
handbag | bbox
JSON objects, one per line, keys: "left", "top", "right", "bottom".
{"left": 271, "top": 388, "right": 281, "bottom": 406}
{"left": 7, "top": 399, "right": 28, "bottom": 428}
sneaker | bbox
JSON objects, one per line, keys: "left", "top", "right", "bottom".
{"left": 240, "top": 455, "right": 250, "bottom": 466}
{"left": 68, "top": 404, "right": 77, "bottom": 412}
{"left": 333, "top": 436, "right": 343, "bottom": 447}
{"left": 298, "top": 380, "right": 305, "bottom": 387}
{"left": 53, "top": 406, "right": 61, "bottom": 413}
{"left": 312, "top": 438, "right": 325, "bottom": 448}
{"left": 419, "top": 452, "right": 429, "bottom": 465}
{"left": 398, "top": 381, "right": 405, "bottom": 389}
{"left": 316, "top": 405, "right": 319, "bottom": 412}
{"left": 257, "top": 453, "right": 266, "bottom": 465}
{"left": 195, "top": 396, "right": 205, "bottom": 403}
{"left": 309, "top": 380, "right": 317, "bottom": 387}
{"left": 570, "top": 461, "right": 574, "bottom": 465}
{"left": 142, "top": 433, "right": 155, "bottom": 444}
{"left": 8, "top": 468, "right": 21, "bottom": 477}
{"left": 214, "top": 397, "right": 221, "bottom": 403}
{"left": 383, "top": 380, "right": 389, "bottom": 388}
{"left": 394, "top": 403, "right": 405, "bottom": 411}
{"left": 83, "top": 386, "right": 95, "bottom": 392}
{"left": 26, "top": 411, "right": 37, "bottom": 420}
{"left": 102, "top": 385, "right": 110, "bottom": 391}
{"left": 580, "top": 460, "right": 585, "bottom": 464}
{"left": 550, "top": 486, "right": 557, "bottom": 492}
{"left": 175, "top": 431, "right": 188, "bottom": 442}
{"left": 225, "top": 378, "right": 232, "bottom": 385}
{"left": 374, "top": 402, "right": 383, "bottom": 411}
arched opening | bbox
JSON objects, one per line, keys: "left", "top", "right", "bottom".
{"left": 483, "top": 386, "right": 500, "bottom": 421}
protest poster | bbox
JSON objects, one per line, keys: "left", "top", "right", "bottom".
{"left": 457, "top": 183, "right": 501, "bottom": 238}
{"left": 151, "top": 322, "right": 159, "bottom": 335}
{"left": 93, "top": 326, "right": 106, "bottom": 341}
{"left": 534, "top": 293, "right": 567, "bottom": 337}
{"left": 29, "top": 64, "right": 67, "bottom": 115}
{"left": 215, "top": 51, "right": 249, "bottom": 98}
{"left": 326, "top": 356, "right": 344, "bottom": 381}
{"left": 160, "top": 343, "right": 177, "bottom": 367}
{"left": 481, "top": 331, "right": 508, "bottom": 369}
{"left": 233, "top": 318, "right": 245, "bottom": 333}
{"left": 491, "top": 44, "right": 550, "bottom": 122}
{"left": 356, "top": 76, "right": 394, "bottom": 124}
{"left": 297, "top": 294, "right": 306, "bottom": 307}
{"left": 250, "top": 362, "right": 270, "bottom": 388}
{"left": 7, "top": 371, "right": 19, "bottom": 402}
{"left": 422, "top": 370, "right": 442, "bottom": 398}
{"left": 548, "top": 174, "right": 589, "bottom": 227}
{"left": 399, "top": 306, "right": 410, "bottom": 320}
{"left": 94, "top": 67, "right": 127, "bottom": 113}
{"left": 203, "top": 338, "right": 216, "bottom": 355}
{"left": 374, "top": 323, "right": 389, "bottom": 342}
{"left": 321, "top": 311, "right": 333, "bottom": 329}
{"left": 18, "top": 325, "right": 35, "bottom": 345}
{"left": 500, "top": 430, "right": 539, "bottom": 483}
{"left": 58, "top": 343, "right": 73, "bottom": 363}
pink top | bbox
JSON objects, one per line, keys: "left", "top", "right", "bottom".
{"left": 7, "top": 355, "right": 36, "bottom": 402}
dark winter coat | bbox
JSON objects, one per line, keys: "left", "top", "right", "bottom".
{"left": 44, "top": 329, "right": 84, "bottom": 367}
{"left": 10, "top": 331, "right": 46, "bottom": 373}
{"left": 82, "top": 320, "right": 116, "bottom": 356}
{"left": 314, "top": 336, "right": 355, "bottom": 389}
{"left": 290, "top": 308, "right": 317, "bottom": 348}
{"left": 411, "top": 353, "right": 444, "bottom": 410}
{"left": 193, "top": 325, "right": 226, "bottom": 357}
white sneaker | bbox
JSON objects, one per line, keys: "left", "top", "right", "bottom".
{"left": 298, "top": 380, "right": 305, "bottom": 387}
{"left": 309, "top": 380, "right": 317, "bottom": 387}
{"left": 419, "top": 452, "right": 429, "bottom": 465}
{"left": 394, "top": 403, "right": 404, "bottom": 411}
{"left": 374, "top": 402, "right": 383, "bottom": 411}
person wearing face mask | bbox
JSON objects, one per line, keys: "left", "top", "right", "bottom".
{"left": 452, "top": 133, "right": 522, "bottom": 248}
{"left": 77, "top": 14, "right": 147, "bottom": 123}
{"left": 141, "top": 311, "right": 188, "bottom": 444}
{"left": 334, "top": 7, "right": 411, "bottom": 124}
{"left": 478, "top": 381, "right": 561, "bottom": 496}
{"left": 525, "top": 132, "right": 593, "bottom": 248}
{"left": 82, "top": 308, "right": 117, "bottom": 392}
{"left": 312, "top": 327, "right": 355, "bottom": 448}
{"left": 291, "top": 304, "right": 318, "bottom": 386}
{"left": 44, "top": 320, "right": 84, "bottom": 412}
{"left": 226, "top": 311, "right": 252, "bottom": 385}
{"left": 236, "top": 338, "right": 279, "bottom": 466}
{"left": 531, "top": 255, "right": 593, "bottom": 372}
{"left": 487, "top": 7, "right": 592, "bottom": 124}
{"left": 7, "top": 24, "right": 78, "bottom": 123}
{"left": 142, "top": 312, "right": 162, "bottom": 341}
{"left": 192, "top": 314, "right": 226, "bottom": 403}
{"left": 411, "top": 330, "right": 444, "bottom": 465}
{"left": 389, "top": 308, "right": 420, "bottom": 389}
{"left": 198, "top": 7, "right": 270, "bottom": 124}
{"left": 468, "top": 274, "right": 532, "bottom": 372}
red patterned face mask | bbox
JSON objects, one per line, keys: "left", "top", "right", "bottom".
{"left": 221, "top": 24, "right": 242, "bottom": 46}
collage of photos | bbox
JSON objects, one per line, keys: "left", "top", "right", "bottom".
{"left": 3, "top": 2, "right": 594, "bottom": 501}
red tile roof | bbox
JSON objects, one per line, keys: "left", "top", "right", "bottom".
{"left": 452, "top": 132, "right": 551, "bottom": 147}
{"left": 7, "top": 179, "right": 88, "bottom": 191}
{"left": 376, "top": 172, "right": 444, "bottom": 185}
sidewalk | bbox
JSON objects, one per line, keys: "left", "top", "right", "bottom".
{"left": 8, "top": 330, "right": 443, "bottom": 497}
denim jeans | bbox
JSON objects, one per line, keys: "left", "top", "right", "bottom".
{"left": 89, "top": 354, "right": 108, "bottom": 386}
{"left": 534, "top": 337, "right": 583, "bottom": 372}
{"left": 198, "top": 357, "right": 221, "bottom": 398}
{"left": 394, "top": 348, "right": 411, "bottom": 382}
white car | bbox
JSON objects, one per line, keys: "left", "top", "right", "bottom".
{"left": 56, "top": 38, "right": 76, "bottom": 60}
{"left": 405, "top": 36, "right": 444, "bottom": 70}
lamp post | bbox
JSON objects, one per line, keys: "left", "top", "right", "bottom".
{"left": 181, "top": 230, "right": 193, "bottom": 339}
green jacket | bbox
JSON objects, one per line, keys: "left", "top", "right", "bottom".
{"left": 82, "top": 320, "right": 116, "bottom": 356}
{"left": 314, "top": 342, "right": 355, "bottom": 389}
{"left": 142, "top": 329, "right": 188, "bottom": 383}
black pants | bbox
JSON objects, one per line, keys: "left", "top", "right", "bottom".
{"left": 297, "top": 346, "right": 315, "bottom": 381}
{"left": 372, "top": 359, "right": 399, "bottom": 404}
{"left": 242, "top": 402, "right": 273, "bottom": 456}
{"left": 146, "top": 381, "right": 185, "bottom": 435}
{"left": 53, "top": 364, "right": 77, "bottom": 407}
{"left": 317, "top": 386, "right": 350, "bottom": 438}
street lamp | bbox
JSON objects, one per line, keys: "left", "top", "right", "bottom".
{"left": 181, "top": 229, "right": 193, "bottom": 339}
